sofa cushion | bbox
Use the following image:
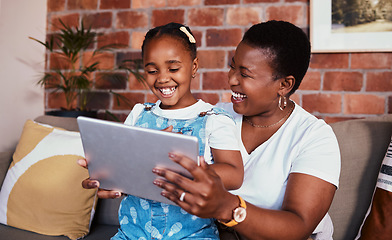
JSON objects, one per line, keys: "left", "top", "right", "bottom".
{"left": 355, "top": 136, "right": 392, "bottom": 239}
{"left": 0, "top": 223, "right": 119, "bottom": 240}
{"left": 94, "top": 197, "right": 122, "bottom": 226}
{"left": 0, "top": 120, "right": 97, "bottom": 239}
{"left": 329, "top": 115, "right": 392, "bottom": 240}
{"left": 0, "top": 223, "right": 70, "bottom": 240}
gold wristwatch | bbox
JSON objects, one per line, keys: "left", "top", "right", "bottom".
{"left": 219, "top": 195, "right": 247, "bottom": 227}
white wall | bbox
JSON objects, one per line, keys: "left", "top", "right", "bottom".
{"left": 0, "top": 0, "right": 47, "bottom": 151}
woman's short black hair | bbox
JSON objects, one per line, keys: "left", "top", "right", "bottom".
{"left": 242, "top": 20, "right": 311, "bottom": 95}
{"left": 141, "top": 22, "right": 197, "bottom": 60}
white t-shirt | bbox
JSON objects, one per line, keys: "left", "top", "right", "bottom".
{"left": 124, "top": 100, "right": 240, "bottom": 164}
{"left": 217, "top": 102, "right": 341, "bottom": 237}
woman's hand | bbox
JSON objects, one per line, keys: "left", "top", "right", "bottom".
{"left": 78, "top": 158, "right": 122, "bottom": 199}
{"left": 152, "top": 153, "right": 237, "bottom": 220}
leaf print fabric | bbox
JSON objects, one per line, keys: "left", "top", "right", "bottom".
{"left": 168, "top": 222, "right": 182, "bottom": 237}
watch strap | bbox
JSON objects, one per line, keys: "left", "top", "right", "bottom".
{"left": 219, "top": 195, "right": 246, "bottom": 227}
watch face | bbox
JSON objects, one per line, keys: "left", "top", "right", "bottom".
{"left": 233, "top": 207, "right": 247, "bottom": 223}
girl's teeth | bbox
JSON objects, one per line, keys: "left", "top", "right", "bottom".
{"left": 160, "top": 87, "right": 176, "bottom": 95}
{"left": 232, "top": 91, "right": 247, "bottom": 100}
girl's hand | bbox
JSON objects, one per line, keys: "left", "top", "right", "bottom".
{"left": 77, "top": 125, "right": 173, "bottom": 199}
{"left": 152, "top": 153, "right": 235, "bottom": 220}
{"left": 78, "top": 158, "right": 122, "bottom": 199}
{"left": 162, "top": 125, "right": 173, "bottom": 132}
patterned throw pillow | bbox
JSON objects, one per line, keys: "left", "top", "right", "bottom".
{"left": 356, "top": 136, "right": 392, "bottom": 240}
{"left": 0, "top": 120, "right": 97, "bottom": 239}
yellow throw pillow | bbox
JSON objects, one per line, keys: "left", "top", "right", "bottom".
{"left": 0, "top": 120, "right": 97, "bottom": 239}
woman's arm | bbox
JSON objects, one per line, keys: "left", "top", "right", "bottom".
{"left": 231, "top": 173, "right": 336, "bottom": 240}
{"left": 153, "top": 153, "right": 336, "bottom": 240}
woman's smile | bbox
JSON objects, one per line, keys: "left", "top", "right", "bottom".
{"left": 231, "top": 91, "right": 247, "bottom": 103}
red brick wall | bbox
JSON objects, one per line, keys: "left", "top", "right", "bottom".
{"left": 45, "top": 0, "right": 392, "bottom": 123}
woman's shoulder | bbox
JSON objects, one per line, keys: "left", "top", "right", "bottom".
{"left": 215, "top": 102, "right": 231, "bottom": 110}
{"left": 215, "top": 102, "right": 239, "bottom": 118}
{"left": 290, "top": 104, "right": 334, "bottom": 137}
{"left": 196, "top": 100, "right": 233, "bottom": 118}
{"left": 292, "top": 103, "right": 328, "bottom": 128}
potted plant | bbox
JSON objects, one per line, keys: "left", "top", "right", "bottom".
{"left": 30, "top": 20, "right": 141, "bottom": 118}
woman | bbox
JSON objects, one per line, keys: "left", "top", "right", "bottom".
{"left": 82, "top": 20, "right": 341, "bottom": 240}
{"left": 151, "top": 20, "right": 341, "bottom": 240}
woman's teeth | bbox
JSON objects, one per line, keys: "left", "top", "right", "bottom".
{"left": 232, "top": 91, "right": 247, "bottom": 100}
{"left": 159, "top": 87, "right": 176, "bottom": 96}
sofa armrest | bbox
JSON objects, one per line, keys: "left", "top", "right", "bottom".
{"left": 329, "top": 114, "right": 392, "bottom": 240}
{"left": 0, "top": 151, "right": 13, "bottom": 187}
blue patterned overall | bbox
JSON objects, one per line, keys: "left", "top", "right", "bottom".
{"left": 112, "top": 103, "right": 231, "bottom": 240}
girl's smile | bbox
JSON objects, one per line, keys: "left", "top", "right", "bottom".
{"left": 158, "top": 86, "right": 177, "bottom": 97}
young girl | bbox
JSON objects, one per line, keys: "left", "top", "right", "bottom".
{"left": 111, "top": 23, "right": 244, "bottom": 240}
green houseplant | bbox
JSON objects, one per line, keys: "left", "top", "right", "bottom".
{"left": 30, "top": 20, "right": 142, "bottom": 118}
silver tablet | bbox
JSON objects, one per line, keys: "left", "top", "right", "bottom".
{"left": 77, "top": 116, "right": 199, "bottom": 205}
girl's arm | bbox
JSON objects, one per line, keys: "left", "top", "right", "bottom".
{"left": 210, "top": 148, "right": 243, "bottom": 190}
{"left": 206, "top": 111, "right": 244, "bottom": 190}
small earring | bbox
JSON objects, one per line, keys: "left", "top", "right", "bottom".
{"left": 278, "top": 95, "right": 287, "bottom": 111}
{"left": 192, "top": 74, "right": 196, "bottom": 78}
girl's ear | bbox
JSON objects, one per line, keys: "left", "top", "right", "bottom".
{"left": 279, "top": 75, "right": 295, "bottom": 96}
{"left": 192, "top": 57, "right": 199, "bottom": 77}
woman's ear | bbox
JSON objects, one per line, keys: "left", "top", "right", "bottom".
{"left": 279, "top": 75, "right": 295, "bottom": 96}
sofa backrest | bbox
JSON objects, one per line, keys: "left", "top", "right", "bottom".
{"left": 35, "top": 115, "right": 79, "bottom": 132}
{"left": 329, "top": 115, "right": 392, "bottom": 240}
{"left": 33, "top": 114, "right": 392, "bottom": 237}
